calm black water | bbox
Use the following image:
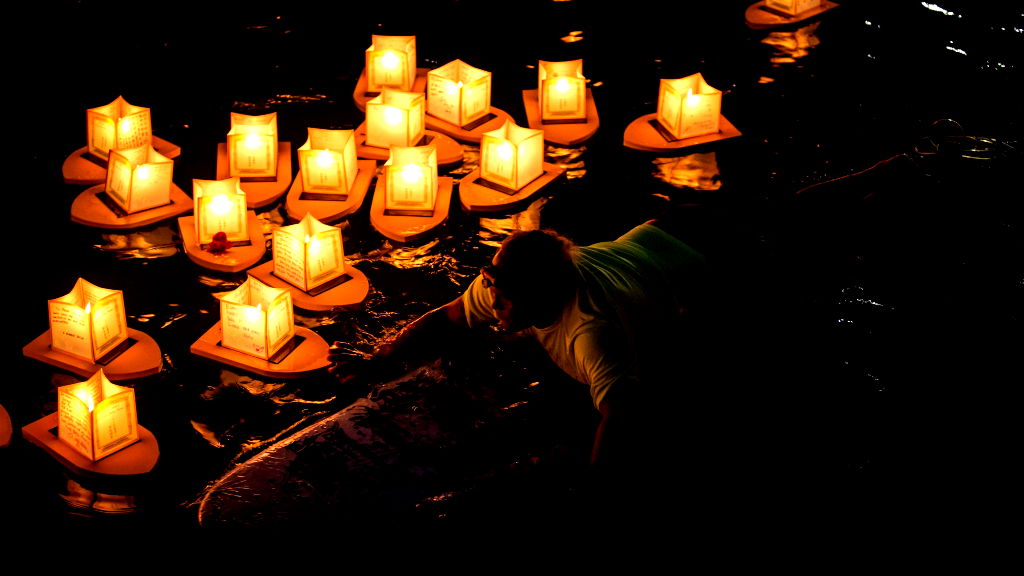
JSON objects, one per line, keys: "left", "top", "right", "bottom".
{"left": 3, "top": 0, "right": 1021, "bottom": 540}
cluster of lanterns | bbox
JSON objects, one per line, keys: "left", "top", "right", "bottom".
{"left": 36, "top": 23, "right": 748, "bottom": 467}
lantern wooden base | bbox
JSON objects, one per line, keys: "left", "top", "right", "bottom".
{"left": 62, "top": 136, "right": 182, "bottom": 186}
{"left": 178, "top": 211, "right": 267, "bottom": 273}
{"left": 425, "top": 106, "right": 514, "bottom": 144}
{"left": 745, "top": 0, "right": 839, "bottom": 29}
{"left": 459, "top": 164, "right": 566, "bottom": 215}
{"left": 370, "top": 175, "right": 453, "bottom": 244}
{"left": 21, "top": 412, "right": 159, "bottom": 479}
{"left": 1, "top": 403, "right": 11, "bottom": 448}
{"left": 190, "top": 324, "right": 331, "bottom": 379}
{"left": 623, "top": 113, "right": 743, "bottom": 152}
{"left": 248, "top": 260, "right": 370, "bottom": 312}
{"left": 352, "top": 67, "right": 430, "bottom": 112}
{"left": 354, "top": 124, "right": 465, "bottom": 167}
{"left": 284, "top": 159, "right": 377, "bottom": 224}
{"left": 70, "top": 183, "right": 192, "bottom": 230}
{"left": 22, "top": 327, "right": 163, "bottom": 381}
{"left": 216, "top": 141, "right": 293, "bottom": 209}
{"left": 522, "top": 88, "right": 600, "bottom": 146}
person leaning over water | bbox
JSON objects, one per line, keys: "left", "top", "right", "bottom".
{"left": 330, "top": 215, "right": 715, "bottom": 503}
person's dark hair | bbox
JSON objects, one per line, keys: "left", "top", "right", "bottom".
{"left": 492, "top": 228, "right": 577, "bottom": 304}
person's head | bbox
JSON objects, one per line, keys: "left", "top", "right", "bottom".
{"left": 481, "top": 228, "right": 576, "bottom": 331}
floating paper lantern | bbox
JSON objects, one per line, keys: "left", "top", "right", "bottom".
{"left": 86, "top": 95, "right": 152, "bottom": 163}
{"left": 538, "top": 59, "right": 587, "bottom": 123}
{"left": 104, "top": 144, "right": 174, "bottom": 214}
{"left": 365, "top": 34, "right": 417, "bottom": 92}
{"left": 656, "top": 72, "right": 722, "bottom": 140}
{"left": 193, "top": 177, "right": 249, "bottom": 248}
{"left": 57, "top": 368, "right": 139, "bottom": 462}
{"left": 227, "top": 112, "right": 278, "bottom": 180}
{"left": 273, "top": 213, "right": 346, "bottom": 293}
{"left": 219, "top": 275, "right": 296, "bottom": 361}
{"left": 365, "top": 89, "right": 426, "bottom": 149}
{"left": 383, "top": 144, "right": 437, "bottom": 215}
{"left": 297, "top": 127, "right": 359, "bottom": 196}
{"left": 479, "top": 119, "right": 544, "bottom": 192}
{"left": 48, "top": 278, "right": 128, "bottom": 365}
{"left": 426, "top": 59, "right": 491, "bottom": 127}
{"left": 765, "top": 0, "right": 821, "bottom": 16}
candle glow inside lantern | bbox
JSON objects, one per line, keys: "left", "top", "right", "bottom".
{"left": 219, "top": 275, "right": 295, "bottom": 361}
{"left": 365, "top": 89, "right": 426, "bottom": 149}
{"left": 273, "top": 212, "right": 347, "bottom": 293}
{"left": 426, "top": 59, "right": 492, "bottom": 128}
{"left": 86, "top": 95, "right": 152, "bottom": 163}
{"left": 656, "top": 72, "right": 722, "bottom": 140}
{"left": 479, "top": 120, "right": 544, "bottom": 192}
{"left": 227, "top": 112, "right": 278, "bottom": 180}
{"left": 105, "top": 144, "right": 174, "bottom": 214}
{"left": 765, "top": 0, "right": 820, "bottom": 16}
{"left": 297, "top": 128, "right": 358, "bottom": 196}
{"left": 365, "top": 35, "right": 417, "bottom": 92}
{"left": 384, "top": 144, "right": 437, "bottom": 216}
{"left": 48, "top": 278, "right": 128, "bottom": 365}
{"left": 538, "top": 59, "right": 587, "bottom": 123}
{"left": 57, "top": 368, "right": 139, "bottom": 462}
{"left": 193, "top": 177, "right": 249, "bottom": 248}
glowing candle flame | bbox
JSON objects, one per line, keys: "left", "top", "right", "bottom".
{"left": 381, "top": 51, "right": 399, "bottom": 69}
{"left": 119, "top": 117, "right": 132, "bottom": 133}
{"left": 245, "top": 303, "right": 263, "bottom": 323}
{"left": 315, "top": 150, "right": 335, "bottom": 168}
{"left": 244, "top": 134, "right": 262, "bottom": 149}
{"left": 209, "top": 194, "right": 231, "bottom": 215}
{"left": 400, "top": 164, "right": 422, "bottom": 183}
{"left": 497, "top": 141, "right": 513, "bottom": 161}
{"left": 554, "top": 77, "right": 571, "bottom": 93}
{"left": 136, "top": 164, "right": 150, "bottom": 180}
{"left": 74, "top": 390, "right": 96, "bottom": 412}
{"left": 384, "top": 107, "right": 403, "bottom": 125}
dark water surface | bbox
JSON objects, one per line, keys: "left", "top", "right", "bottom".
{"left": 4, "top": 0, "right": 1021, "bottom": 542}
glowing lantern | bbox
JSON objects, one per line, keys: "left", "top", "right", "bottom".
{"left": 365, "top": 89, "right": 426, "bottom": 149}
{"left": 219, "top": 275, "right": 295, "bottom": 361}
{"left": 104, "top": 144, "right": 174, "bottom": 214}
{"left": 365, "top": 35, "right": 417, "bottom": 92}
{"left": 479, "top": 120, "right": 544, "bottom": 192}
{"left": 193, "top": 177, "right": 249, "bottom": 248}
{"left": 297, "top": 127, "right": 358, "bottom": 196}
{"left": 427, "top": 59, "right": 492, "bottom": 127}
{"left": 538, "top": 59, "right": 587, "bottom": 123}
{"left": 765, "top": 0, "right": 820, "bottom": 16}
{"left": 86, "top": 95, "right": 152, "bottom": 163}
{"left": 272, "top": 213, "right": 346, "bottom": 293}
{"left": 383, "top": 144, "right": 437, "bottom": 215}
{"left": 227, "top": 112, "right": 278, "bottom": 180}
{"left": 657, "top": 72, "right": 722, "bottom": 140}
{"left": 57, "top": 368, "right": 139, "bottom": 462}
{"left": 48, "top": 278, "right": 128, "bottom": 365}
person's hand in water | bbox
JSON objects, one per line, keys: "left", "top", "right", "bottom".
{"left": 328, "top": 338, "right": 405, "bottom": 388}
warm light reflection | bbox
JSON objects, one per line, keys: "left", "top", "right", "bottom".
{"left": 652, "top": 152, "right": 722, "bottom": 190}
{"left": 762, "top": 22, "right": 821, "bottom": 66}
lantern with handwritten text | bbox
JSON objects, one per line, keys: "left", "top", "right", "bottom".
{"left": 427, "top": 59, "right": 491, "bottom": 127}
{"left": 538, "top": 59, "right": 587, "bottom": 123}
{"left": 48, "top": 278, "right": 128, "bottom": 365}
{"left": 273, "top": 213, "right": 346, "bottom": 293}
{"left": 765, "top": 0, "right": 820, "bottom": 16}
{"left": 86, "top": 96, "right": 152, "bottom": 163}
{"left": 365, "top": 35, "right": 417, "bottom": 92}
{"left": 365, "top": 89, "right": 425, "bottom": 149}
{"left": 227, "top": 112, "right": 278, "bottom": 180}
{"left": 219, "top": 275, "right": 295, "bottom": 361}
{"left": 193, "top": 177, "right": 249, "bottom": 248}
{"left": 297, "top": 127, "right": 358, "bottom": 196}
{"left": 383, "top": 145, "right": 437, "bottom": 216}
{"left": 479, "top": 120, "right": 544, "bottom": 192}
{"left": 104, "top": 144, "right": 174, "bottom": 214}
{"left": 657, "top": 72, "right": 722, "bottom": 140}
{"left": 57, "top": 368, "right": 139, "bottom": 462}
